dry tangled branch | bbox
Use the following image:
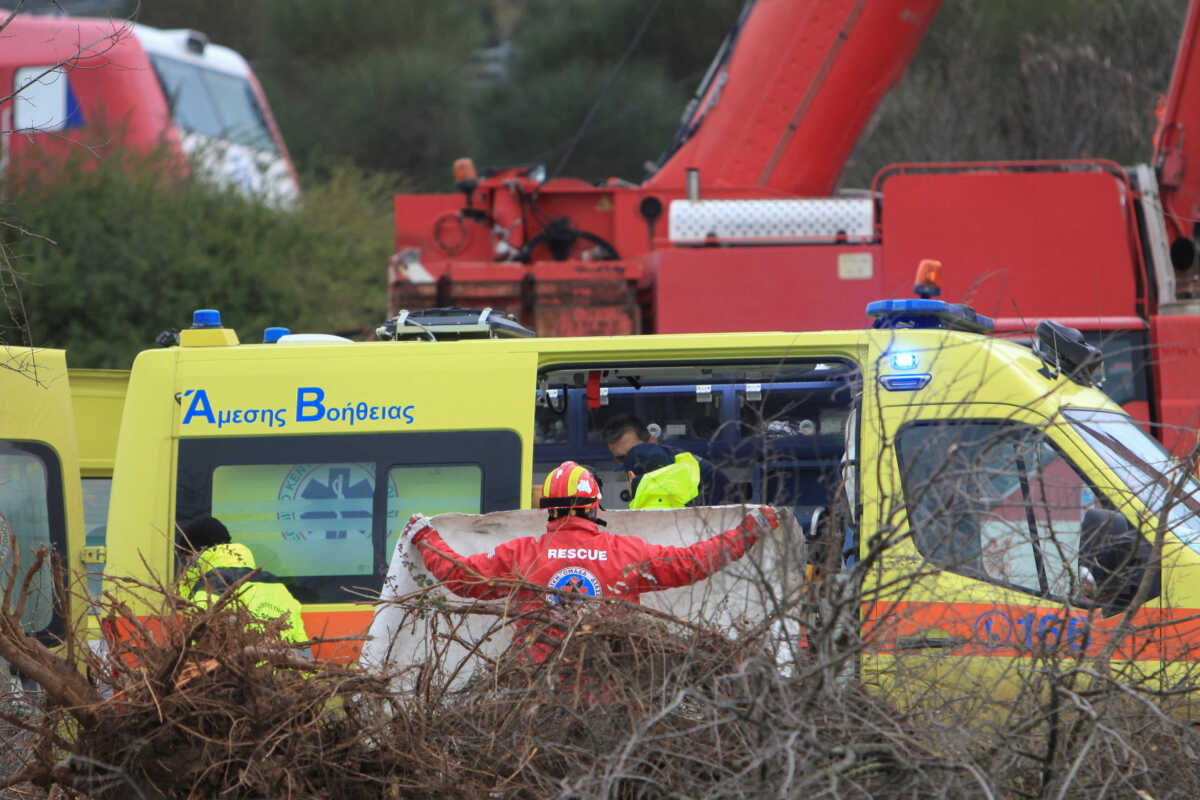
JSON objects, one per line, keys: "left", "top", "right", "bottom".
{"left": 1, "top": 541, "right": 1200, "bottom": 798}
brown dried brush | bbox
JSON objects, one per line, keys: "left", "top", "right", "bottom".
{"left": 4, "top": 554, "right": 1200, "bottom": 798}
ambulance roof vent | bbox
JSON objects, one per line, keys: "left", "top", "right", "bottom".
{"left": 866, "top": 299, "right": 994, "bottom": 334}
{"left": 376, "top": 307, "right": 536, "bottom": 341}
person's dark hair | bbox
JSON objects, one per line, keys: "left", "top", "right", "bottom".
{"left": 602, "top": 414, "right": 650, "bottom": 445}
{"left": 176, "top": 515, "right": 231, "bottom": 558}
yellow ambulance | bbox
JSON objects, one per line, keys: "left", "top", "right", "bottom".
{"left": 0, "top": 353, "right": 127, "bottom": 662}
{"left": 98, "top": 300, "right": 1200, "bottom": 700}
{"left": 0, "top": 348, "right": 88, "bottom": 652}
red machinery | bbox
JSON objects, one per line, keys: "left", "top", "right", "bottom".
{"left": 389, "top": 0, "right": 1200, "bottom": 454}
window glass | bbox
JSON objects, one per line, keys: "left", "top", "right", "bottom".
{"left": 176, "top": 431, "right": 520, "bottom": 603}
{"left": 81, "top": 477, "right": 111, "bottom": 608}
{"left": 534, "top": 392, "right": 569, "bottom": 445}
{"left": 0, "top": 446, "right": 55, "bottom": 633}
{"left": 13, "top": 66, "right": 73, "bottom": 131}
{"left": 1065, "top": 408, "right": 1200, "bottom": 549}
{"left": 198, "top": 68, "right": 276, "bottom": 152}
{"left": 896, "top": 421, "right": 1096, "bottom": 598}
{"left": 1085, "top": 330, "right": 1149, "bottom": 407}
{"left": 150, "top": 55, "right": 223, "bottom": 139}
{"left": 588, "top": 390, "right": 723, "bottom": 445}
{"left": 149, "top": 55, "right": 276, "bottom": 151}
{"left": 385, "top": 465, "right": 482, "bottom": 558}
{"left": 212, "top": 462, "right": 378, "bottom": 579}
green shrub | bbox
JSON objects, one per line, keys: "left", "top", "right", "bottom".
{"left": 271, "top": 49, "right": 480, "bottom": 187}
{"left": 1, "top": 151, "right": 397, "bottom": 368}
{"left": 475, "top": 61, "right": 685, "bottom": 182}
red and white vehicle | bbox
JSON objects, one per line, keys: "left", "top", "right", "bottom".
{"left": 388, "top": 0, "right": 1200, "bottom": 455}
{"left": 0, "top": 14, "right": 299, "bottom": 204}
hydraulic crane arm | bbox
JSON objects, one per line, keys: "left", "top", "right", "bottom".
{"left": 1153, "top": 0, "right": 1200, "bottom": 279}
{"left": 645, "top": 0, "right": 943, "bottom": 196}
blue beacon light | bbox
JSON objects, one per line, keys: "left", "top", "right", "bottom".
{"left": 192, "top": 309, "right": 222, "bottom": 328}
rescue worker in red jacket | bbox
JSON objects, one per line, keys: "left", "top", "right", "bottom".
{"left": 403, "top": 461, "right": 779, "bottom": 658}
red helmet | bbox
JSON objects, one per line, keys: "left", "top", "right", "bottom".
{"left": 540, "top": 461, "right": 601, "bottom": 513}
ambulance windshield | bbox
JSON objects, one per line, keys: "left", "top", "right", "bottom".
{"left": 1064, "top": 408, "right": 1200, "bottom": 547}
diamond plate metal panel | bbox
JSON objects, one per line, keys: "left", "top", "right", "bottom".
{"left": 668, "top": 198, "right": 874, "bottom": 243}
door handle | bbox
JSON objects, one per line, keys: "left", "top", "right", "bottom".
{"left": 894, "top": 628, "right": 967, "bottom": 650}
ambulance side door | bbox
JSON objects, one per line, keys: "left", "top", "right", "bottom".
{"left": 169, "top": 346, "right": 538, "bottom": 662}
{"left": 859, "top": 402, "right": 1161, "bottom": 706}
{"left": 0, "top": 348, "right": 87, "bottom": 647}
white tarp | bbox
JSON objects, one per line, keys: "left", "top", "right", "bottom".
{"left": 360, "top": 505, "right": 805, "bottom": 684}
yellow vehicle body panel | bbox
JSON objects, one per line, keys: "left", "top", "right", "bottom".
{"left": 0, "top": 348, "right": 86, "bottom": 645}
{"left": 68, "top": 368, "right": 128, "bottom": 478}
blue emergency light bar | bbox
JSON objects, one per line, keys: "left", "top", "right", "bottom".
{"left": 866, "top": 299, "right": 994, "bottom": 334}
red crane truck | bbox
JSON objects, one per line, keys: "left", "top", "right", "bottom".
{"left": 387, "top": 0, "right": 1200, "bottom": 455}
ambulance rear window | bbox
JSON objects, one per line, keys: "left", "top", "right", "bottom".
{"left": 385, "top": 465, "right": 482, "bottom": 560}
{"left": 176, "top": 431, "right": 519, "bottom": 603}
{"left": 212, "top": 462, "right": 378, "bottom": 578}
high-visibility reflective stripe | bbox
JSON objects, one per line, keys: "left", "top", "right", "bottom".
{"left": 863, "top": 600, "right": 1174, "bottom": 661}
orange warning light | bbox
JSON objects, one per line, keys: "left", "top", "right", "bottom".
{"left": 914, "top": 259, "right": 943, "bottom": 298}
{"left": 453, "top": 157, "right": 477, "bottom": 186}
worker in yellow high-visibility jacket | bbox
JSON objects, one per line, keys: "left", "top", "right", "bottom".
{"left": 624, "top": 443, "right": 705, "bottom": 510}
{"left": 177, "top": 517, "right": 309, "bottom": 649}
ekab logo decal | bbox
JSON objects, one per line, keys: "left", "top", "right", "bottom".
{"left": 973, "top": 610, "right": 1014, "bottom": 649}
{"left": 546, "top": 566, "right": 602, "bottom": 604}
{"left": 277, "top": 464, "right": 397, "bottom": 541}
